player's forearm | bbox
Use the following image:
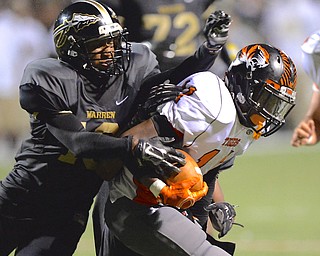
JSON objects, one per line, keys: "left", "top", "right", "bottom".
{"left": 213, "top": 180, "right": 225, "bottom": 203}
{"left": 306, "top": 91, "right": 320, "bottom": 122}
{"left": 167, "top": 43, "right": 218, "bottom": 85}
{"left": 46, "top": 114, "right": 132, "bottom": 160}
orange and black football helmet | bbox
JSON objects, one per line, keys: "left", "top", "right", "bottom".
{"left": 225, "top": 44, "right": 297, "bottom": 137}
{"left": 53, "top": 0, "right": 131, "bottom": 77}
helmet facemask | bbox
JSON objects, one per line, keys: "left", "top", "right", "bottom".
{"left": 247, "top": 79, "right": 296, "bottom": 136}
{"left": 225, "top": 44, "right": 297, "bottom": 137}
{"left": 82, "top": 31, "right": 130, "bottom": 77}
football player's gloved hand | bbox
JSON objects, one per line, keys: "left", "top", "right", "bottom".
{"left": 144, "top": 83, "right": 182, "bottom": 115}
{"left": 130, "top": 83, "right": 182, "bottom": 126}
{"left": 149, "top": 178, "right": 208, "bottom": 209}
{"left": 204, "top": 202, "right": 239, "bottom": 238}
{"left": 203, "top": 10, "right": 231, "bottom": 51}
{"left": 133, "top": 137, "right": 186, "bottom": 177}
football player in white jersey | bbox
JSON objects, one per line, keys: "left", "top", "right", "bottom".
{"left": 291, "top": 31, "right": 320, "bottom": 147}
{"left": 103, "top": 43, "right": 297, "bottom": 256}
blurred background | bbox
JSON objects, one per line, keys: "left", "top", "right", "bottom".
{"left": 0, "top": 0, "right": 319, "bottom": 255}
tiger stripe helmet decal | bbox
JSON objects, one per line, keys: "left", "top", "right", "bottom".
{"left": 279, "top": 50, "right": 297, "bottom": 90}
{"left": 239, "top": 44, "right": 270, "bottom": 71}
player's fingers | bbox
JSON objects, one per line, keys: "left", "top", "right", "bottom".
{"left": 291, "top": 122, "right": 314, "bottom": 146}
{"left": 293, "top": 120, "right": 317, "bottom": 146}
{"left": 305, "top": 120, "right": 317, "bottom": 145}
{"left": 291, "top": 131, "right": 307, "bottom": 146}
{"left": 307, "top": 119, "right": 315, "bottom": 131}
{"left": 166, "top": 149, "right": 186, "bottom": 165}
{"left": 299, "top": 121, "right": 314, "bottom": 134}
{"left": 159, "top": 160, "right": 181, "bottom": 175}
{"left": 292, "top": 132, "right": 315, "bottom": 147}
{"left": 291, "top": 134, "right": 306, "bottom": 147}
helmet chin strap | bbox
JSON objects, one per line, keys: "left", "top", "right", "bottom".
{"left": 250, "top": 114, "right": 265, "bottom": 140}
{"left": 252, "top": 122, "right": 263, "bottom": 140}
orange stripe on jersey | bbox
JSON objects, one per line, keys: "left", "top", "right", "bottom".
{"left": 175, "top": 86, "right": 197, "bottom": 103}
{"left": 197, "top": 149, "right": 220, "bottom": 168}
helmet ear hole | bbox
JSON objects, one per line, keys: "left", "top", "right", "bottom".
{"left": 246, "top": 71, "right": 252, "bottom": 80}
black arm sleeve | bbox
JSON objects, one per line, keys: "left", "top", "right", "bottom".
{"left": 20, "top": 83, "right": 132, "bottom": 160}
{"left": 46, "top": 113, "right": 132, "bottom": 160}
{"left": 168, "top": 43, "right": 219, "bottom": 84}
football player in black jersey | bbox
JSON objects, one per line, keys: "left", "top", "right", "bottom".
{"left": 0, "top": 0, "right": 229, "bottom": 255}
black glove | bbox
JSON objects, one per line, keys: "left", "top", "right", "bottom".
{"left": 131, "top": 83, "right": 182, "bottom": 126}
{"left": 144, "top": 83, "right": 182, "bottom": 115}
{"left": 205, "top": 202, "right": 240, "bottom": 238}
{"left": 133, "top": 137, "right": 186, "bottom": 177}
{"left": 203, "top": 10, "right": 231, "bottom": 51}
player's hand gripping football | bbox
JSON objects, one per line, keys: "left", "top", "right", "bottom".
{"left": 159, "top": 179, "right": 208, "bottom": 209}
{"left": 205, "top": 202, "right": 243, "bottom": 238}
{"left": 148, "top": 150, "right": 208, "bottom": 209}
{"left": 203, "top": 10, "right": 231, "bottom": 51}
{"left": 133, "top": 137, "right": 186, "bottom": 177}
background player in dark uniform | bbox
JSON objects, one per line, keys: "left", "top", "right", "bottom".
{"left": 0, "top": 0, "right": 229, "bottom": 255}
{"left": 101, "top": 0, "right": 233, "bottom": 76}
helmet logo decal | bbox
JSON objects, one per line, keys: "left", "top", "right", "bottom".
{"left": 54, "top": 13, "right": 100, "bottom": 48}
{"left": 239, "top": 45, "right": 270, "bottom": 71}
{"left": 84, "top": 0, "right": 114, "bottom": 22}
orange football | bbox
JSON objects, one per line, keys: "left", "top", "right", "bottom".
{"left": 166, "top": 149, "right": 203, "bottom": 191}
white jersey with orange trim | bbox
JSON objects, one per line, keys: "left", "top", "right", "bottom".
{"left": 301, "top": 30, "right": 320, "bottom": 92}
{"left": 109, "top": 71, "right": 256, "bottom": 203}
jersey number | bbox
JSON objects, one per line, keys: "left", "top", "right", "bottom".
{"left": 58, "top": 122, "right": 119, "bottom": 170}
{"left": 143, "top": 12, "right": 200, "bottom": 56}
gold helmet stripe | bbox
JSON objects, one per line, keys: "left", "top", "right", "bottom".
{"left": 79, "top": 0, "right": 113, "bottom": 23}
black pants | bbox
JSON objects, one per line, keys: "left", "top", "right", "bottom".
{"left": 0, "top": 212, "right": 88, "bottom": 256}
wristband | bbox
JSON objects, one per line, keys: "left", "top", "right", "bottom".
{"left": 149, "top": 179, "right": 166, "bottom": 197}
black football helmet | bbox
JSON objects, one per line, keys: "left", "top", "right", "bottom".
{"left": 225, "top": 44, "right": 297, "bottom": 137}
{"left": 53, "top": 0, "right": 131, "bottom": 77}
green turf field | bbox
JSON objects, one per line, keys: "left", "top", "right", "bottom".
{"left": 1, "top": 132, "right": 319, "bottom": 256}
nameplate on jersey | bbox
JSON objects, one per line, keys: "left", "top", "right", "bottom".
{"left": 86, "top": 111, "right": 116, "bottom": 119}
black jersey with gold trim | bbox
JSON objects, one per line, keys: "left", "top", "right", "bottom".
{"left": 0, "top": 43, "right": 159, "bottom": 219}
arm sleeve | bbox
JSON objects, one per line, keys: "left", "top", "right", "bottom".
{"left": 20, "top": 83, "right": 132, "bottom": 160}
{"left": 150, "top": 114, "right": 183, "bottom": 148}
{"left": 46, "top": 114, "right": 132, "bottom": 159}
